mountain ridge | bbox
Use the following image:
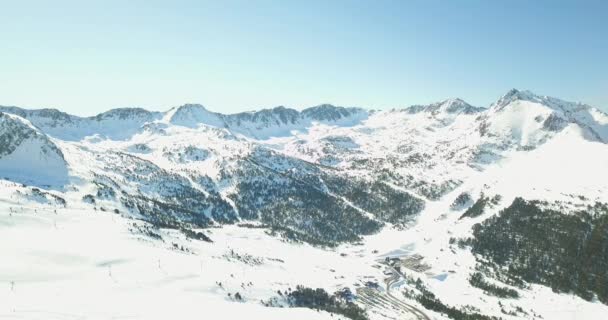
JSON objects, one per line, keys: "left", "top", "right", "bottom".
{"left": 2, "top": 89, "right": 605, "bottom": 136}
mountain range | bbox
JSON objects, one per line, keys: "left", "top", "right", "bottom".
{"left": 1, "top": 89, "right": 607, "bottom": 320}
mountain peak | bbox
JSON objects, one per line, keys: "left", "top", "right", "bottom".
{"left": 304, "top": 103, "right": 344, "bottom": 112}
{"left": 302, "top": 104, "right": 365, "bottom": 122}
{"left": 226, "top": 106, "right": 301, "bottom": 129}
{"left": 168, "top": 103, "right": 225, "bottom": 128}
{"left": 173, "top": 103, "right": 208, "bottom": 112}
{"left": 94, "top": 107, "right": 161, "bottom": 121}
{"left": 0, "top": 112, "right": 68, "bottom": 185}
{"left": 492, "top": 89, "right": 595, "bottom": 115}
{"left": 483, "top": 89, "right": 608, "bottom": 145}
{"left": 0, "top": 105, "right": 78, "bottom": 124}
{"left": 439, "top": 98, "right": 479, "bottom": 113}
{"left": 406, "top": 98, "right": 482, "bottom": 115}
{"left": 271, "top": 105, "right": 290, "bottom": 111}
{"left": 0, "top": 111, "right": 37, "bottom": 131}
{"left": 493, "top": 89, "right": 541, "bottom": 110}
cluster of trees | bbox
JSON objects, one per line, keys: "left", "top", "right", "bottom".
{"left": 29, "top": 188, "right": 67, "bottom": 207}
{"left": 94, "top": 181, "right": 116, "bottom": 199}
{"left": 100, "top": 174, "right": 233, "bottom": 228}
{"left": 103, "top": 152, "right": 237, "bottom": 225}
{"left": 99, "top": 144, "right": 427, "bottom": 247}
{"left": 459, "top": 194, "right": 489, "bottom": 219}
{"left": 180, "top": 228, "right": 212, "bottom": 242}
{"left": 223, "top": 249, "right": 263, "bottom": 266}
{"left": 82, "top": 194, "right": 95, "bottom": 204}
{"left": 450, "top": 192, "right": 472, "bottom": 210}
{"left": 229, "top": 292, "right": 243, "bottom": 301}
{"left": 403, "top": 277, "right": 503, "bottom": 320}
{"left": 128, "top": 222, "right": 163, "bottom": 241}
{"left": 120, "top": 193, "right": 211, "bottom": 228}
{"left": 286, "top": 286, "right": 368, "bottom": 320}
{"left": 459, "top": 194, "right": 501, "bottom": 219}
{"left": 468, "top": 272, "right": 519, "bottom": 298}
{"left": 102, "top": 148, "right": 388, "bottom": 247}
{"left": 324, "top": 175, "right": 425, "bottom": 225}
{"left": 467, "top": 198, "right": 608, "bottom": 304}
{"left": 266, "top": 225, "right": 339, "bottom": 247}
{"left": 377, "top": 167, "right": 461, "bottom": 201}
{"left": 229, "top": 158, "right": 382, "bottom": 246}
{"left": 240, "top": 164, "right": 427, "bottom": 244}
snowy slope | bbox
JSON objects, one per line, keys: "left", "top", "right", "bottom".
{"left": 0, "top": 188, "right": 362, "bottom": 320}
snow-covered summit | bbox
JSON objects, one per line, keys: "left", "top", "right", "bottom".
{"left": 405, "top": 98, "right": 483, "bottom": 115}
{"left": 94, "top": 107, "right": 163, "bottom": 121}
{"left": 493, "top": 88, "right": 539, "bottom": 110}
{"left": 484, "top": 89, "right": 608, "bottom": 144}
{"left": 0, "top": 105, "right": 80, "bottom": 128}
{"left": 493, "top": 88, "right": 591, "bottom": 113}
{"left": 226, "top": 106, "right": 301, "bottom": 128}
{"left": 167, "top": 103, "right": 225, "bottom": 128}
{"left": 301, "top": 104, "right": 367, "bottom": 122}
{"left": 0, "top": 112, "right": 68, "bottom": 186}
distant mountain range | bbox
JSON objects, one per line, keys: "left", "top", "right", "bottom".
{"left": 0, "top": 88, "right": 606, "bottom": 242}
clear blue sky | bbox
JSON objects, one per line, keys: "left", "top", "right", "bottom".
{"left": 1, "top": 0, "right": 607, "bottom": 115}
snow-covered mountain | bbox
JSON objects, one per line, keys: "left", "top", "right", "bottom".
{"left": 405, "top": 98, "right": 484, "bottom": 115}
{"left": 1, "top": 89, "right": 607, "bottom": 320}
{"left": 479, "top": 89, "right": 608, "bottom": 147}
{"left": 0, "top": 112, "right": 68, "bottom": 186}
